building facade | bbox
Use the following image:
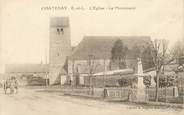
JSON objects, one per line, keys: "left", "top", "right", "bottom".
{"left": 49, "top": 17, "right": 71, "bottom": 84}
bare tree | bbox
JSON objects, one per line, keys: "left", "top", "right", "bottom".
{"left": 170, "top": 39, "right": 184, "bottom": 59}
{"left": 87, "top": 55, "right": 98, "bottom": 95}
{"left": 150, "top": 39, "right": 169, "bottom": 102}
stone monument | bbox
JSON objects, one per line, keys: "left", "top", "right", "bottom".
{"left": 135, "top": 58, "right": 148, "bottom": 103}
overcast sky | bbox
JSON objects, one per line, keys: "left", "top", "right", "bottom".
{"left": 0, "top": 0, "right": 183, "bottom": 71}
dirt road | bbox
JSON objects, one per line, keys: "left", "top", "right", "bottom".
{"left": 0, "top": 88, "right": 183, "bottom": 115}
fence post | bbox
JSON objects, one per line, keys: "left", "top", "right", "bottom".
{"left": 182, "top": 87, "right": 184, "bottom": 108}
{"left": 121, "top": 87, "right": 123, "bottom": 99}
{"left": 173, "top": 86, "right": 178, "bottom": 97}
{"left": 183, "top": 96, "right": 184, "bottom": 108}
{"left": 103, "top": 88, "right": 107, "bottom": 98}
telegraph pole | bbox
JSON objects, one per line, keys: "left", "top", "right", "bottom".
{"left": 103, "top": 58, "right": 107, "bottom": 98}
{"left": 103, "top": 58, "right": 106, "bottom": 88}
{"left": 45, "top": 48, "right": 49, "bottom": 86}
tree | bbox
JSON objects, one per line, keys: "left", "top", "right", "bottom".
{"left": 171, "top": 39, "right": 184, "bottom": 59}
{"left": 111, "top": 39, "right": 128, "bottom": 69}
{"left": 150, "top": 39, "right": 169, "bottom": 102}
{"left": 131, "top": 45, "right": 141, "bottom": 58}
{"left": 131, "top": 45, "right": 155, "bottom": 70}
{"left": 88, "top": 55, "right": 96, "bottom": 75}
{"left": 118, "top": 77, "right": 137, "bottom": 87}
{"left": 141, "top": 46, "right": 155, "bottom": 70}
{"left": 87, "top": 55, "right": 97, "bottom": 94}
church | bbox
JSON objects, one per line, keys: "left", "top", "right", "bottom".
{"left": 4, "top": 17, "right": 154, "bottom": 86}
{"left": 49, "top": 17, "right": 154, "bottom": 85}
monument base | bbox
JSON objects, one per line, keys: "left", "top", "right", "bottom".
{"left": 135, "top": 88, "right": 148, "bottom": 103}
{"left": 135, "top": 76, "right": 148, "bottom": 103}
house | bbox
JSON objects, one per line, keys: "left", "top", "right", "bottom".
{"left": 175, "top": 56, "right": 184, "bottom": 88}
{"left": 5, "top": 63, "right": 68, "bottom": 85}
{"left": 144, "top": 58, "right": 181, "bottom": 87}
{"left": 68, "top": 36, "right": 153, "bottom": 86}
{"left": 5, "top": 64, "right": 49, "bottom": 86}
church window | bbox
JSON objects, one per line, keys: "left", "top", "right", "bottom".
{"left": 57, "top": 28, "right": 60, "bottom": 34}
{"left": 60, "top": 28, "right": 64, "bottom": 34}
{"left": 56, "top": 28, "right": 64, "bottom": 35}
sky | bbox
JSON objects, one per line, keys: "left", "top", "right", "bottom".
{"left": 0, "top": 0, "right": 183, "bottom": 72}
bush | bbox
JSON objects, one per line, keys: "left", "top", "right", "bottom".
{"left": 27, "top": 75, "right": 46, "bottom": 86}
{"left": 143, "top": 75, "right": 151, "bottom": 88}
{"left": 118, "top": 77, "right": 137, "bottom": 87}
{"left": 154, "top": 74, "right": 176, "bottom": 88}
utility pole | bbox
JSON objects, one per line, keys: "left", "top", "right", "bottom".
{"left": 103, "top": 58, "right": 106, "bottom": 88}
{"left": 72, "top": 59, "right": 75, "bottom": 86}
{"left": 88, "top": 55, "right": 92, "bottom": 95}
{"left": 45, "top": 48, "right": 49, "bottom": 86}
{"left": 103, "top": 58, "right": 107, "bottom": 98}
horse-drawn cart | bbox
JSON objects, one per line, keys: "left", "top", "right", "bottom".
{"left": 3, "top": 77, "right": 18, "bottom": 94}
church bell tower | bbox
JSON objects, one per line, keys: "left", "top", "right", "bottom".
{"left": 49, "top": 17, "right": 71, "bottom": 84}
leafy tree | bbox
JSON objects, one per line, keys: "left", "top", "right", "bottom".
{"left": 111, "top": 39, "right": 128, "bottom": 69}
{"left": 118, "top": 77, "right": 137, "bottom": 87}
{"left": 131, "top": 45, "right": 141, "bottom": 58}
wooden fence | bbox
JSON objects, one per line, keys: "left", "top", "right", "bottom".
{"left": 39, "top": 85, "right": 183, "bottom": 103}
{"left": 146, "top": 87, "right": 176, "bottom": 100}
{"left": 105, "top": 87, "right": 131, "bottom": 100}
{"left": 105, "top": 87, "right": 182, "bottom": 103}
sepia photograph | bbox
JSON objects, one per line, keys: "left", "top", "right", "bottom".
{"left": 0, "top": 0, "right": 184, "bottom": 115}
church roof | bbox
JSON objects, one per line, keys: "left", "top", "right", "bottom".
{"left": 70, "top": 36, "right": 152, "bottom": 60}
{"left": 5, "top": 64, "right": 49, "bottom": 73}
{"left": 50, "top": 17, "right": 69, "bottom": 27}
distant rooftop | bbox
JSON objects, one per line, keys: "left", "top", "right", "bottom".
{"left": 5, "top": 64, "right": 49, "bottom": 73}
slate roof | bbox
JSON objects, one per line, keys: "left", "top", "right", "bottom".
{"left": 93, "top": 69, "right": 134, "bottom": 76}
{"left": 5, "top": 64, "right": 49, "bottom": 73}
{"left": 70, "top": 36, "right": 152, "bottom": 60}
{"left": 50, "top": 17, "right": 69, "bottom": 27}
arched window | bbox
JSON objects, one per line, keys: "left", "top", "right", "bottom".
{"left": 57, "top": 28, "right": 60, "bottom": 34}
{"left": 61, "top": 28, "right": 64, "bottom": 34}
